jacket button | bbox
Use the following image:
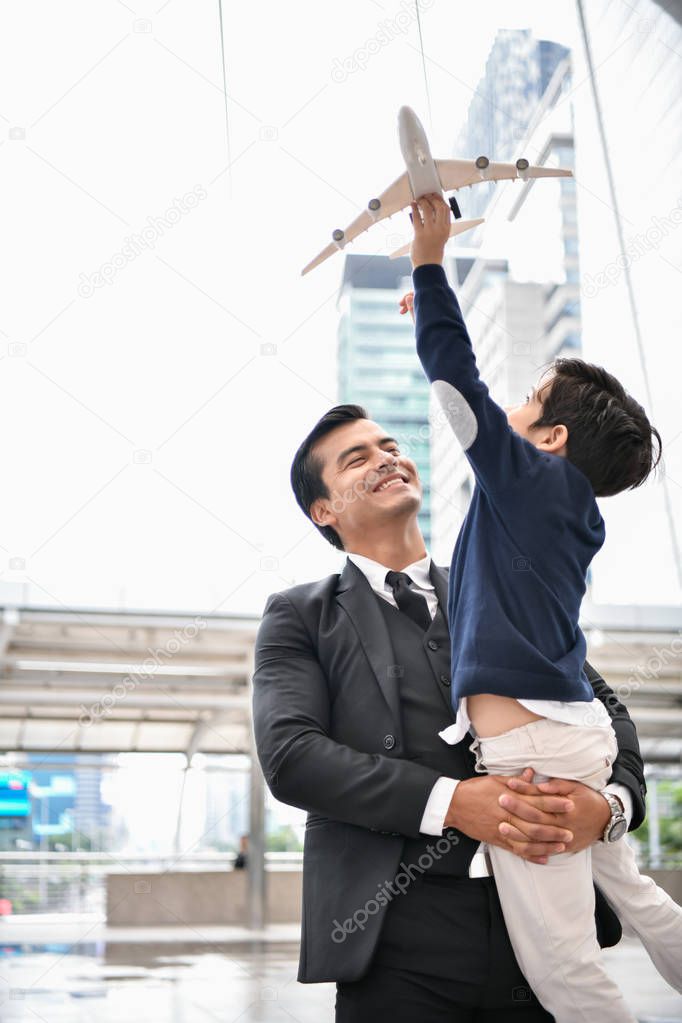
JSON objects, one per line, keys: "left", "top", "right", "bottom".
{"left": 428, "top": 639, "right": 439, "bottom": 651}
{"left": 440, "top": 674, "right": 451, "bottom": 686}
{"left": 383, "top": 734, "right": 396, "bottom": 750}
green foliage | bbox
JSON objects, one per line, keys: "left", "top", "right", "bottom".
{"left": 636, "top": 782, "right": 682, "bottom": 864}
{"left": 266, "top": 825, "right": 303, "bottom": 852}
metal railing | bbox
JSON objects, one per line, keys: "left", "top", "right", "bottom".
{"left": 0, "top": 847, "right": 678, "bottom": 918}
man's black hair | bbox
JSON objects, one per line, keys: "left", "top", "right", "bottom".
{"left": 290, "top": 404, "right": 369, "bottom": 550}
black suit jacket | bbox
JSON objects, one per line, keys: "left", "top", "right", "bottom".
{"left": 252, "top": 558, "right": 646, "bottom": 983}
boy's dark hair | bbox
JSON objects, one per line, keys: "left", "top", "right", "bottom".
{"left": 290, "top": 404, "right": 369, "bottom": 550}
{"left": 530, "top": 358, "right": 662, "bottom": 497}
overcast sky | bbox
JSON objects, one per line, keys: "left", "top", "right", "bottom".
{"left": 0, "top": 1, "right": 596, "bottom": 615}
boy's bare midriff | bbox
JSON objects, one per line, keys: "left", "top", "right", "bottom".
{"left": 467, "top": 693, "right": 546, "bottom": 738}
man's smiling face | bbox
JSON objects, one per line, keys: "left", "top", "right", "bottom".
{"left": 309, "top": 419, "right": 422, "bottom": 545}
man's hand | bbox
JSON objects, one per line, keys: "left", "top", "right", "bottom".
{"left": 502, "top": 774, "right": 611, "bottom": 854}
{"left": 399, "top": 291, "right": 415, "bottom": 322}
{"left": 445, "top": 769, "right": 575, "bottom": 865}
{"left": 410, "top": 193, "right": 451, "bottom": 269}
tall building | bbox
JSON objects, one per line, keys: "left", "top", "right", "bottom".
{"left": 430, "top": 259, "right": 546, "bottom": 566}
{"left": 504, "top": 53, "right": 581, "bottom": 363}
{"left": 338, "top": 254, "right": 433, "bottom": 546}
{"left": 570, "top": 0, "right": 682, "bottom": 604}
{"left": 455, "top": 29, "right": 569, "bottom": 219}
{"left": 27, "top": 753, "right": 111, "bottom": 849}
{"left": 73, "top": 756, "right": 112, "bottom": 846}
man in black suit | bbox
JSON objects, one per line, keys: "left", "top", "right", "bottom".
{"left": 253, "top": 404, "right": 646, "bottom": 1022}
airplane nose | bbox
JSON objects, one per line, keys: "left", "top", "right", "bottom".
{"left": 398, "top": 105, "right": 422, "bottom": 157}
{"left": 397, "top": 105, "right": 415, "bottom": 129}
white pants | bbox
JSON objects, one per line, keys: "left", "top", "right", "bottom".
{"left": 469, "top": 716, "right": 682, "bottom": 1023}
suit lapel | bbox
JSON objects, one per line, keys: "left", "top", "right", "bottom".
{"left": 336, "top": 558, "right": 403, "bottom": 737}
{"left": 336, "top": 557, "right": 453, "bottom": 734}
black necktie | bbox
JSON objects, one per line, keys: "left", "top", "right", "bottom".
{"left": 385, "top": 571, "right": 432, "bottom": 632}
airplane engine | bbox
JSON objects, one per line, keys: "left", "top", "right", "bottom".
{"left": 367, "top": 198, "right": 382, "bottom": 221}
{"left": 516, "top": 157, "right": 530, "bottom": 181}
{"left": 332, "top": 229, "right": 346, "bottom": 250}
{"left": 476, "top": 155, "right": 490, "bottom": 180}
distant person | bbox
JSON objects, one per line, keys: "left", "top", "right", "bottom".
{"left": 233, "top": 833, "right": 248, "bottom": 870}
{"left": 400, "top": 192, "right": 682, "bottom": 1022}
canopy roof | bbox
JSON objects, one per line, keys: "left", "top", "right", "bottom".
{"left": 0, "top": 605, "right": 258, "bottom": 756}
{"left": 0, "top": 601, "right": 680, "bottom": 762}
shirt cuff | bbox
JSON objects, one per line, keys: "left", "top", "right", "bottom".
{"left": 419, "top": 776, "right": 460, "bottom": 835}
{"left": 603, "top": 782, "right": 633, "bottom": 828}
{"left": 412, "top": 264, "right": 449, "bottom": 290}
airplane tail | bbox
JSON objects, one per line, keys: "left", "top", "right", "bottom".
{"left": 389, "top": 218, "right": 484, "bottom": 260}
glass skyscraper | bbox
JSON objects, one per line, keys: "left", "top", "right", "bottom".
{"left": 455, "top": 29, "right": 569, "bottom": 220}
{"left": 337, "top": 254, "right": 432, "bottom": 547}
{"left": 430, "top": 37, "right": 582, "bottom": 565}
{"left": 571, "top": 0, "right": 682, "bottom": 605}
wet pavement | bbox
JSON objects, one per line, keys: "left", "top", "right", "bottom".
{"left": 0, "top": 935, "right": 680, "bottom": 1021}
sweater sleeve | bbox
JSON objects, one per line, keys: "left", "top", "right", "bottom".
{"left": 413, "top": 263, "right": 541, "bottom": 496}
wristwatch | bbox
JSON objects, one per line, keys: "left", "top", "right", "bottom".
{"left": 602, "top": 793, "right": 627, "bottom": 843}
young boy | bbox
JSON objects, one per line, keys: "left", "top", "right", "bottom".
{"left": 400, "top": 192, "right": 682, "bottom": 1023}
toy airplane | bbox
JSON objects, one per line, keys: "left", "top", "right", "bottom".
{"left": 301, "top": 105, "right": 572, "bottom": 276}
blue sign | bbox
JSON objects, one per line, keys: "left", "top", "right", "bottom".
{"left": 0, "top": 772, "right": 31, "bottom": 818}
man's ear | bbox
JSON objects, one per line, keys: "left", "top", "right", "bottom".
{"left": 310, "top": 497, "right": 337, "bottom": 531}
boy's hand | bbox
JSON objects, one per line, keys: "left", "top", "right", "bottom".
{"left": 410, "top": 193, "right": 451, "bottom": 269}
{"left": 399, "top": 291, "right": 414, "bottom": 322}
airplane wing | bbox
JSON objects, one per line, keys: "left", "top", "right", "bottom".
{"left": 388, "top": 217, "right": 484, "bottom": 259}
{"left": 516, "top": 166, "right": 573, "bottom": 180}
{"left": 436, "top": 159, "right": 520, "bottom": 189}
{"left": 301, "top": 172, "right": 413, "bottom": 276}
{"left": 435, "top": 159, "right": 571, "bottom": 191}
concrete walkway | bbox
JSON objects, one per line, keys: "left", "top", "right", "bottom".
{"left": 0, "top": 923, "right": 679, "bottom": 1021}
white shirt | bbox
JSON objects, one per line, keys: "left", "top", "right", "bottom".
{"left": 439, "top": 689, "right": 613, "bottom": 749}
{"left": 347, "top": 550, "right": 632, "bottom": 835}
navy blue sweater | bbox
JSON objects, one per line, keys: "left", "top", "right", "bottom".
{"left": 413, "top": 263, "right": 605, "bottom": 709}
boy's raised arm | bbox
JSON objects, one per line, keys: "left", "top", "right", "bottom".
{"left": 409, "top": 194, "right": 538, "bottom": 496}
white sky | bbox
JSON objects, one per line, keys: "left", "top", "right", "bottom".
{"left": 0, "top": 1, "right": 596, "bottom": 616}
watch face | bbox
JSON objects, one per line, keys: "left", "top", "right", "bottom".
{"left": 608, "top": 818, "right": 628, "bottom": 842}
